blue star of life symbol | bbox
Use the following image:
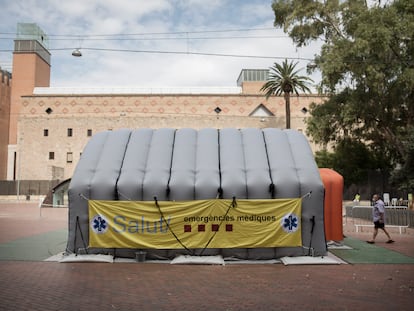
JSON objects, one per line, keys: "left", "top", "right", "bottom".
{"left": 281, "top": 213, "right": 299, "bottom": 233}
{"left": 91, "top": 215, "right": 108, "bottom": 234}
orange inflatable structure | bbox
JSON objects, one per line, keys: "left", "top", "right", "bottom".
{"left": 319, "top": 168, "right": 344, "bottom": 241}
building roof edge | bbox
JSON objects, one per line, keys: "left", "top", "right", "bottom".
{"left": 33, "top": 86, "right": 243, "bottom": 95}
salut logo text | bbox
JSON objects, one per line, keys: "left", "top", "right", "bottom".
{"left": 91, "top": 214, "right": 171, "bottom": 234}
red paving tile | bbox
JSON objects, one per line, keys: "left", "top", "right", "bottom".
{"left": 0, "top": 201, "right": 413, "bottom": 310}
{"left": 0, "top": 203, "right": 67, "bottom": 243}
{"left": 0, "top": 262, "right": 413, "bottom": 310}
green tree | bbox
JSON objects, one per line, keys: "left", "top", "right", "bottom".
{"left": 271, "top": 0, "right": 414, "bottom": 189}
{"left": 261, "top": 59, "right": 313, "bottom": 129}
{"left": 390, "top": 127, "right": 414, "bottom": 192}
{"left": 318, "top": 139, "right": 386, "bottom": 186}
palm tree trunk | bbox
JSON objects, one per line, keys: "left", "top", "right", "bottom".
{"left": 284, "top": 92, "right": 291, "bottom": 129}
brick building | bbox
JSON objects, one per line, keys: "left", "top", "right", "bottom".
{"left": 1, "top": 23, "right": 325, "bottom": 183}
{"left": 0, "top": 67, "right": 12, "bottom": 179}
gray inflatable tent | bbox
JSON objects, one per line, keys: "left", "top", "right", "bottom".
{"left": 67, "top": 128, "right": 326, "bottom": 259}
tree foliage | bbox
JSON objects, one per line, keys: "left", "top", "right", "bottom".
{"left": 261, "top": 59, "right": 313, "bottom": 128}
{"left": 390, "top": 127, "right": 414, "bottom": 192}
{"left": 271, "top": 0, "right": 414, "bottom": 189}
{"left": 315, "top": 139, "right": 387, "bottom": 186}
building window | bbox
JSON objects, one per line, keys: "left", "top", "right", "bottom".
{"left": 67, "top": 152, "right": 73, "bottom": 163}
{"left": 87, "top": 129, "right": 92, "bottom": 137}
{"left": 49, "top": 152, "right": 55, "bottom": 160}
{"left": 67, "top": 128, "right": 73, "bottom": 137}
{"left": 43, "top": 129, "right": 48, "bottom": 137}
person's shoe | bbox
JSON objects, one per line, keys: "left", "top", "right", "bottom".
{"left": 386, "top": 240, "right": 395, "bottom": 243}
{"left": 367, "top": 241, "right": 375, "bottom": 244}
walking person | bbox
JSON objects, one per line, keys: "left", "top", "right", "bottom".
{"left": 367, "top": 194, "right": 394, "bottom": 244}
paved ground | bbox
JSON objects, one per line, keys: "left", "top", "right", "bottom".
{"left": 0, "top": 201, "right": 413, "bottom": 310}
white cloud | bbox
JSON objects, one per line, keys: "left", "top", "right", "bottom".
{"left": 0, "top": 0, "right": 322, "bottom": 88}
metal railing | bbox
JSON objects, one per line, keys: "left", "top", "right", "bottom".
{"left": 346, "top": 205, "right": 410, "bottom": 234}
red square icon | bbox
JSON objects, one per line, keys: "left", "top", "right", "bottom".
{"left": 226, "top": 224, "right": 233, "bottom": 232}
{"left": 198, "top": 224, "right": 205, "bottom": 232}
{"left": 184, "top": 225, "right": 191, "bottom": 232}
{"left": 212, "top": 224, "right": 219, "bottom": 232}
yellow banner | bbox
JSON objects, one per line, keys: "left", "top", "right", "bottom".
{"left": 88, "top": 199, "right": 302, "bottom": 249}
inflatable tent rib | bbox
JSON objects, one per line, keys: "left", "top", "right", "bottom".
{"left": 67, "top": 128, "right": 327, "bottom": 259}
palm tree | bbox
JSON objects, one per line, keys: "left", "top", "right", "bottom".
{"left": 261, "top": 59, "right": 313, "bottom": 129}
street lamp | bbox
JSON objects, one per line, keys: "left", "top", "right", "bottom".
{"left": 72, "top": 49, "right": 82, "bottom": 57}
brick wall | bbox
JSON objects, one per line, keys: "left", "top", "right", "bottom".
{"left": 16, "top": 93, "right": 325, "bottom": 180}
{"left": 0, "top": 69, "right": 12, "bottom": 179}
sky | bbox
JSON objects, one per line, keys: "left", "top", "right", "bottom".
{"left": 0, "top": 0, "right": 322, "bottom": 89}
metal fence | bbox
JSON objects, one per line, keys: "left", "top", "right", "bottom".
{"left": 345, "top": 205, "right": 412, "bottom": 234}
{"left": 0, "top": 180, "right": 60, "bottom": 197}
